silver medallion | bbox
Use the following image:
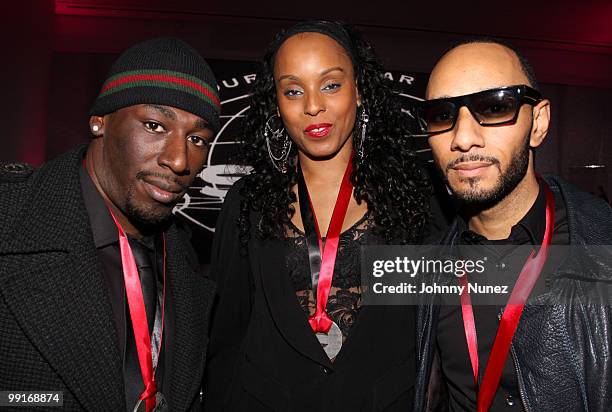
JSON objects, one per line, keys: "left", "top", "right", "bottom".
{"left": 316, "top": 321, "right": 343, "bottom": 359}
{"left": 133, "top": 398, "right": 146, "bottom": 412}
{"left": 153, "top": 392, "right": 168, "bottom": 412}
{"left": 133, "top": 392, "right": 167, "bottom": 412}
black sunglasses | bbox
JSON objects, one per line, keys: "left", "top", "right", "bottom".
{"left": 415, "top": 85, "right": 543, "bottom": 136}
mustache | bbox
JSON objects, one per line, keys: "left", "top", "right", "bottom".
{"left": 446, "top": 154, "right": 500, "bottom": 171}
{"left": 135, "top": 171, "right": 188, "bottom": 191}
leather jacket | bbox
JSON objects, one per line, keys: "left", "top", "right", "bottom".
{"left": 414, "top": 175, "right": 612, "bottom": 412}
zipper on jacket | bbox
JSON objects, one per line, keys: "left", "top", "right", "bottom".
{"left": 510, "top": 343, "right": 530, "bottom": 412}
{"left": 499, "top": 307, "right": 530, "bottom": 412}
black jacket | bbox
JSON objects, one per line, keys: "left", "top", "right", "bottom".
{"left": 414, "top": 175, "right": 612, "bottom": 412}
{"left": 203, "top": 178, "right": 417, "bottom": 411}
{"left": 0, "top": 146, "right": 215, "bottom": 411}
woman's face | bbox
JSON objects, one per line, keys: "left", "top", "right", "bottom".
{"left": 273, "top": 32, "right": 359, "bottom": 160}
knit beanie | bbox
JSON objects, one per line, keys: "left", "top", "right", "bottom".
{"left": 89, "top": 37, "right": 221, "bottom": 132}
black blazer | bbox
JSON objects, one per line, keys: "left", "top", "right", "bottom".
{"left": 203, "top": 178, "right": 417, "bottom": 411}
{"left": 0, "top": 147, "right": 215, "bottom": 411}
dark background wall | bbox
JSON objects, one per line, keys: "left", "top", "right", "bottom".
{"left": 2, "top": 0, "right": 612, "bottom": 199}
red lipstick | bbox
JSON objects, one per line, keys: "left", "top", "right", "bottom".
{"left": 304, "top": 123, "right": 332, "bottom": 138}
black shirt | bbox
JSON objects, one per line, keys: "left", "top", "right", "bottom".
{"left": 437, "top": 180, "right": 569, "bottom": 411}
{"left": 79, "top": 165, "right": 167, "bottom": 410}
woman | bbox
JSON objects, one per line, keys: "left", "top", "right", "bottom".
{"left": 204, "top": 20, "right": 431, "bottom": 411}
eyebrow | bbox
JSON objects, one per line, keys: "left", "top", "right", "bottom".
{"left": 144, "top": 104, "right": 177, "bottom": 120}
{"left": 194, "top": 118, "right": 211, "bottom": 131}
{"left": 145, "top": 104, "right": 211, "bottom": 131}
{"left": 277, "top": 66, "right": 345, "bottom": 82}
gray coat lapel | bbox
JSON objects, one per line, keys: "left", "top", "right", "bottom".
{"left": 0, "top": 147, "right": 124, "bottom": 411}
{"left": 166, "top": 225, "right": 216, "bottom": 411}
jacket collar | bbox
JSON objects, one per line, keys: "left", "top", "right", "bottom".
{"left": 543, "top": 174, "right": 612, "bottom": 281}
{"left": 255, "top": 238, "right": 334, "bottom": 369}
{"left": 79, "top": 163, "right": 119, "bottom": 248}
{"left": 164, "top": 223, "right": 215, "bottom": 409}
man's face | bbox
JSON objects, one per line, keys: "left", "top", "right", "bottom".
{"left": 91, "top": 104, "right": 214, "bottom": 227}
{"left": 426, "top": 43, "right": 548, "bottom": 206}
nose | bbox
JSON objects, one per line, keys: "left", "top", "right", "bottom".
{"left": 449, "top": 106, "right": 485, "bottom": 152}
{"left": 158, "top": 134, "right": 190, "bottom": 175}
{"left": 303, "top": 90, "right": 325, "bottom": 116}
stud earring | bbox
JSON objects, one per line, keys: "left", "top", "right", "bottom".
{"left": 92, "top": 125, "right": 100, "bottom": 133}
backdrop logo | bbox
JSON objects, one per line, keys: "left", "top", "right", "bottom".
{"left": 173, "top": 61, "right": 258, "bottom": 234}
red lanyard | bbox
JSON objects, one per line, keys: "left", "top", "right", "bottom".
{"left": 458, "top": 180, "right": 555, "bottom": 411}
{"left": 109, "top": 210, "right": 166, "bottom": 412}
{"left": 300, "top": 159, "right": 354, "bottom": 334}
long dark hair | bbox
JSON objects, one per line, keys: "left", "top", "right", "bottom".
{"left": 237, "top": 20, "right": 430, "bottom": 247}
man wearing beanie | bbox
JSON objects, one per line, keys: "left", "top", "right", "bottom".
{"left": 0, "top": 37, "right": 220, "bottom": 411}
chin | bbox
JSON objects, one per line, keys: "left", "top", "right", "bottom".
{"left": 452, "top": 179, "right": 513, "bottom": 209}
{"left": 455, "top": 188, "right": 497, "bottom": 204}
{"left": 126, "top": 201, "right": 174, "bottom": 228}
{"left": 301, "top": 139, "right": 349, "bottom": 160}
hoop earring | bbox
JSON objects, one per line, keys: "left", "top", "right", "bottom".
{"left": 357, "top": 107, "right": 369, "bottom": 159}
{"left": 264, "top": 114, "right": 292, "bottom": 173}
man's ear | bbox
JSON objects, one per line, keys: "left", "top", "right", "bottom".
{"left": 529, "top": 99, "right": 550, "bottom": 148}
{"left": 89, "top": 116, "right": 105, "bottom": 137}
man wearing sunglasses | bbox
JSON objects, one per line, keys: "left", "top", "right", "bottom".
{"left": 413, "top": 40, "right": 612, "bottom": 411}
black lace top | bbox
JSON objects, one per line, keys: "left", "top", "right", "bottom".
{"left": 285, "top": 213, "right": 381, "bottom": 346}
